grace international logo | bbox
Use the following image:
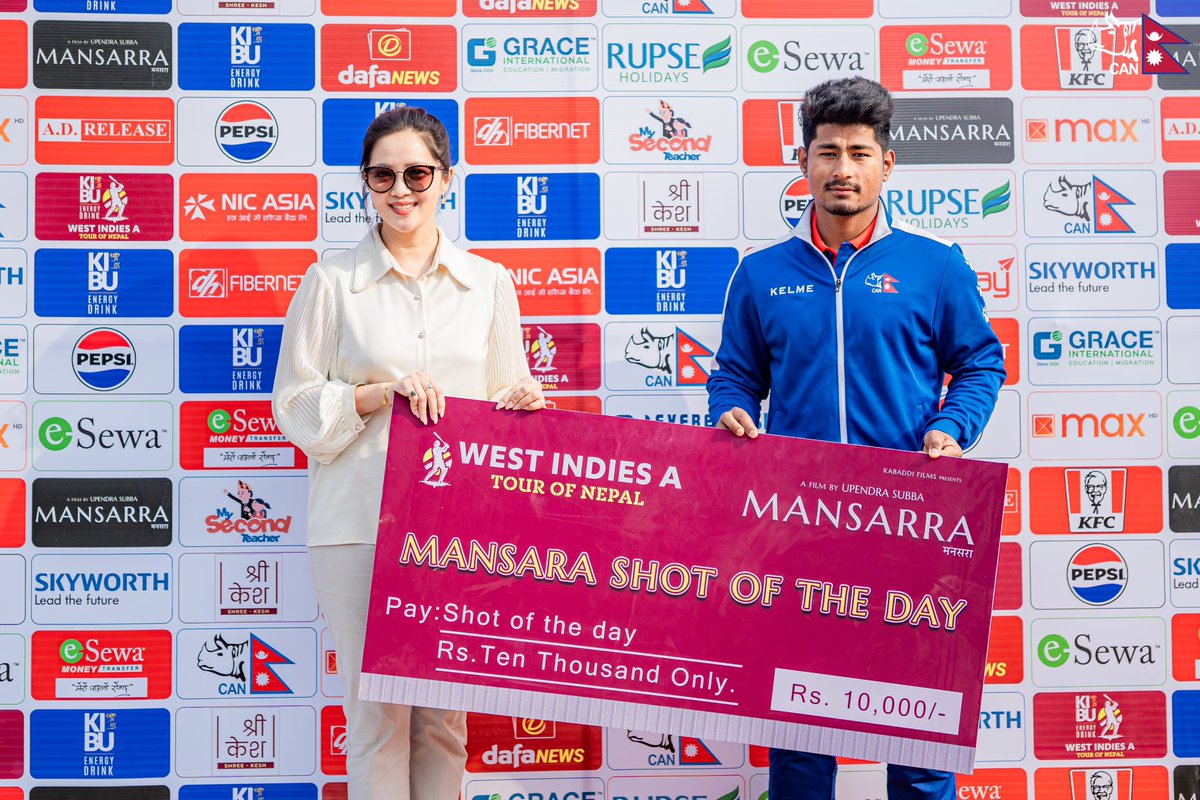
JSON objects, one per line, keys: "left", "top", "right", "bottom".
{"left": 420, "top": 432, "right": 452, "bottom": 487}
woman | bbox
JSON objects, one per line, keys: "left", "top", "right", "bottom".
{"left": 272, "top": 107, "right": 544, "bottom": 800}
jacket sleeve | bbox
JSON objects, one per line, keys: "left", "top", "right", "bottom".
{"left": 485, "top": 264, "right": 533, "bottom": 402}
{"left": 707, "top": 259, "right": 772, "bottom": 426}
{"left": 924, "top": 244, "right": 1006, "bottom": 448}
{"left": 271, "top": 265, "right": 367, "bottom": 465}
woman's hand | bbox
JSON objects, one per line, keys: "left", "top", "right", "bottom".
{"left": 394, "top": 371, "right": 445, "bottom": 424}
{"left": 496, "top": 376, "right": 545, "bottom": 412}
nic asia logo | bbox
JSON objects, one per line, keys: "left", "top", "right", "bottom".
{"left": 1025, "top": 171, "right": 1155, "bottom": 237}
{"left": 35, "top": 96, "right": 174, "bottom": 166}
{"left": 321, "top": 25, "right": 456, "bottom": 92}
{"left": 180, "top": 173, "right": 317, "bottom": 242}
{"left": 31, "top": 629, "right": 172, "bottom": 701}
{"left": 603, "top": 26, "right": 735, "bottom": 92}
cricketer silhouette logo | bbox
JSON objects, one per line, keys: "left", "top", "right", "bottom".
{"left": 421, "top": 432, "right": 452, "bottom": 488}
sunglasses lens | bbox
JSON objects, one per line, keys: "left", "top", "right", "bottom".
{"left": 365, "top": 167, "right": 395, "bottom": 192}
{"left": 403, "top": 166, "right": 436, "bottom": 192}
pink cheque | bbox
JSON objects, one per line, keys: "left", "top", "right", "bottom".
{"left": 361, "top": 399, "right": 1007, "bottom": 774}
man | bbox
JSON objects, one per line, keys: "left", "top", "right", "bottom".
{"left": 706, "top": 77, "right": 1005, "bottom": 799}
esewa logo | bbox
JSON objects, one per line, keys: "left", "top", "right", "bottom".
{"left": 1175, "top": 405, "right": 1200, "bottom": 440}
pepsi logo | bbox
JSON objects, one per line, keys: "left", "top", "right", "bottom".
{"left": 215, "top": 101, "right": 279, "bottom": 164}
{"left": 1067, "top": 543, "right": 1128, "bottom": 605}
{"left": 779, "top": 177, "right": 811, "bottom": 229}
{"left": 72, "top": 328, "right": 136, "bottom": 391}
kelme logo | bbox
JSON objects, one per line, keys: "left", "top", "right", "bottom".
{"left": 1176, "top": 405, "right": 1200, "bottom": 440}
{"left": 60, "top": 638, "right": 85, "bottom": 664}
{"left": 208, "top": 408, "right": 232, "bottom": 433}
{"left": 906, "top": 33, "right": 929, "bottom": 57}
{"left": 1038, "top": 633, "right": 1071, "bottom": 667}
{"left": 981, "top": 181, "right": 1011, "bottom": 219}
{"left": 39, "top": 417, "right": 73, "bottom": 451}
{"left": 703, "top": 36, "right": 732, "bottom": 72}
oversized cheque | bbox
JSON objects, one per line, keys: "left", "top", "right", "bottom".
{"left": 360, "top": 400, "right": 1007, "bottom": 773}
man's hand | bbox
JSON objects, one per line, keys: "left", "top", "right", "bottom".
{"left": 717, "top": 408, "right": 760, "bottom": 438}
{"left": 923, "top": 429, "right": 963, "bottom": 459}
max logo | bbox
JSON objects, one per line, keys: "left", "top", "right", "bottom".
{"left": 0, "top": 119, "right": 10, "bottom": 144}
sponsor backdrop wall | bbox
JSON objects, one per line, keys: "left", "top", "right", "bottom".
{"left": 0, "top": 0, "right": 1197, "bottom": 798}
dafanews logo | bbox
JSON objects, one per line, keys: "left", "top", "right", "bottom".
{"left": 179, "top": 23, "right": 315, "bottom": 91}
{"left": 179, "top": 400, "right": 305, "bottom": 471}
{"left": 605, "top": 322, "right": 719, "bottom": 390}
{"left": 1022, "top": 96, "right": 1155, "bottom": 163}
{"left": 463, "top": 25, "right": 598, "bottom": 92}
{"left": 466, "top": 715, "right": 602, "bottom": 773}
{"left": 34, "top": 249, "right": 173, "bottom": 318}
{"left": 603, "top": 25, "right": 735, "bottom": 91}
{"left": 880, "top": 25, "right": 1013, "bottom": 91}
{"left": 178, "top": 475, "right": 305, "bottom": 547}
{"left": 320, "top": 25, "right": 456, "bottom": 92}
{"left": 1029, "top": 392, "right": 1162, "bottom": 461}
{"left": 32, "top": 477, "right": 172, "bottom": 547}
{"left": 881, "top": 170, "right": 1015, "bottom": 235}
{"left": 463, "top": 0, "right": 595, "bottom": 16}
{"left": 604, "top": 247, "right": 739, "bottom": 315}
{"left": 1032, "top": 691, "right": 1168, "bottom": 760}
{"left": 34, "top": 401, "right": 172, "bottom": 471}
{"left": 1025, "top": 243, "right": 1159, "bottom": 312}
{"left": 30, "top": 629, "right": 172, "bottom": 701}
{"left": 32, "top": 21, "right": 172, "bottom": 91}
{"left": 29, "top": 708, "right": 171, "bottom": 779}
{"left": 985, "top": 616, "right": 1024, "bottom": 684}
{"left": 1029, "top": 317, "right": 1160, "bottom": 386}
{"left": 1025, "top": 170, "right": 1157, "bottom": 237}
{"left": 741, "top": 25, "right": 874, "bottom": 92}
{"left": 1035, "top": 617, "right": 1166, "bottom": 688}
{"left": 175, "top": 627, "right": 315, "bottom": 699}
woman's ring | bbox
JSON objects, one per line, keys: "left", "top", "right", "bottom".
{"left": 425, "top": 384, "right": 433, "bottom": 389}
{"left": 408, "top": 390, "right": 417, "bottom": 398}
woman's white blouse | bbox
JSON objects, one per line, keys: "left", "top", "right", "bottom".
{"left": 272, "top": 227, "right": 530, "bottom": 547}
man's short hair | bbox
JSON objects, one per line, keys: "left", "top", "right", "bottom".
{"left": 801, "top": 76, "right": 895, "bottom": 152}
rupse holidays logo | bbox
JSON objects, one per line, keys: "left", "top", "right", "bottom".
{"left": 180, "top": 173, "right": 317, "bottom": 242}
{"left": 465, "top": 97, "right": 599, "bottom": 165}
{"left": 321, "top": 98, "right": 459, "bottom": 167}
{"left": 1173, "top": 614, "right": 1200, "bottom": 681}
{"left": 603, "top": 96, "right": 738, "bottom": 166}
{"left": 1164, "top": 169, "right": 1200, "bottom": 236}
{"left": 1033, "top": 617, "right": 1166, "bottom": 688}
{"left": 179, "top": 400, "right": 306, "bottom": 471}
{"left": 1030, "top": 539, "right": 1165, "bottom": 610}
{"left": 606, "top": 0, "right": 734, "bottom": 16}
{"left": 0, "top": 401, "right": 27, "bottom": 473}
{"left": 467, "top": 777, "right": 604, "bottom": 800}
{"left": 466, "top": 714, "right": 602, "bottom": 772}
{"left": 0, "top": 96, "right": 29, "bottom": 167}
{"left": 880, "top": 25, "right": 1013, "bottom": 91}
{"left": 1024, "top": 242, "right": 1159, "bottom": 312}
{"left": 176, "top": 552, "right": 318, "bottom": 623}
{"left": 1033, "top": 690, "right": 1168, "bottom": 760}
{"left": 1024, "top": 170, "right": 1157, "bottom": 237}
{"left": 880, "top": 170, "right": 1015, "bottom": 236}
{"left": 179, "top": 23, "right": 315, "bottom": 91}
{"left": 177, "top": 785, "right": 319, "bottom": 800}
{"left": 976, "top": 692, "right": 1026, "bottom": 763}
{"left": 34, "top": 401, "right": 172, "bottom": 472}
{"left": 29, "top": 708, "right": 170, "bottom": 778}
{"left": 34, "top": 249, "right": 173, "bottom": 319}
{"left": 1034, "top": 766, "right": 1169, "bottom": 800}
{"left": 179, "top": 248, "right": 313, "bottom": 318}
{"left": 1029, "top": 466, "right": 1162, "bottom": 535}
{"left": 602, "top": 25, "right": 735, "bottom": 92}
{"left": 1022, "top": 96, "right": 1155, "bottom": 163}
{"left": 521, "top": 323, "right": 601, "bottom": 392}
{"left": 178, "top": 324, "right": 283, "bottom": 394}
{"left": 175, "top": 706, "right": 315, "bottom": 776}
{"left": 889, "top": 97, "right": 1014, "bottom": 165}
{"left": 1028, "top": 317, "right": 1161, "bottom": 386}
{"left": 33, "top": 324, "right": 174, "bottom": 394}
{"left": 606, "top": 393, "right": 764, "bottom": 430}
{"left": 175, "top": 627, "right": 316, "bottom": 699}
{"left": 35, "top": 96, "right": 173, "bottom": 166}
{"left": 605, "top": 172, "right": 740, "bottom": 240}
{"left": 740, "top": 25, "right": 874, "bottom": 93}
{"left": 35, "top": 172, "right": 173, "bottom": 242}
{"left": 1020, "top": 22, "right": 1150, "bottom": 91}
{"left": 178, "top": 98, "right": 316, "bottom": 167}
{"left": 0, "top": 248, "right": 26, "bottom": 318}
{"left": 463, "top": 0, "right": 596, "bottom": 16}
{"left": 604, "top": 321, "right": 719, "bottom": 391}
{"left": 1171, "top": 465, "right": 1200, "bottom": 534}
{"left": 32, "top": 477, "right": 172, "bottom": 548}
{"left": 31, "top": 552, "right": 172, "bottom": 625}
{"left": 465, "top": 173, "right": 600, "bottom": 242}
{"left": 1161, "top": 97, "right": 1200, "bottom": 160}
{"left": 30, "top": 629, "right": 172, "bottom": 701}
{"left": 1168, "top": 244, "right": 1200, "bottom": 310}
{"left": 604, "top": 246, "right": 740, "bottom": 316}
{"left": 320, "top": 25, "right": 456, "bottom": 92}
{"left": 0, "top": 325, "right": 24, "bottom": 394}
{"left": 472, "top": 247, "right": 601, "bottom": 317}
{"left": 609, "top": 775, "right": 745, "bottom": 800}
{"left": 607, "top": 729, "right": 745, "bottom": 768}
{"left": 463, "top": 24, "right": 598, "bottom": 93}
{"left": 0, "top": 21, "right": 28, "bottom": 90}
{"left": 32, "top": 21, "right": 172, "bottom": 90}
{"left": 963, "top": 243, "right": 1019, "bottom": 312}
{"left": 985, "top": 616, "right": 1024, "bottom": 684}
{"left": 177, "top": 475, "right": 306, "bottom": 547}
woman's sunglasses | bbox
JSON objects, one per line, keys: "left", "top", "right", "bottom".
{"left": 363, "top": 165, "right": 447, "bottom": 194}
